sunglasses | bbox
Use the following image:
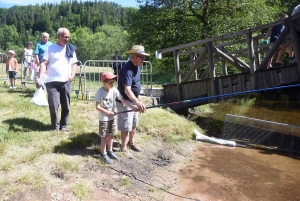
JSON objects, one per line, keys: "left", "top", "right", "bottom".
{"left": 60, "top": 34, "right": 71, "bottom": 39}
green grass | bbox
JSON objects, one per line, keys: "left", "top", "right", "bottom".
{"left": 0, "top": 80, "right": 202, "bottom": 200}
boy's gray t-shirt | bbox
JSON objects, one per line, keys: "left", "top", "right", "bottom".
{"left": 94, "top": 87, "right": 122, "bottom": 121}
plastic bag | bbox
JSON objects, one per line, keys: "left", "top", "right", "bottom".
{"left": 37, "top": 74, "right": 49, "bottom": 85}
{"left": 30, "top": 88, "right": 48, "bottom": 107}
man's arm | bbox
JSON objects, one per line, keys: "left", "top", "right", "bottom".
{"left": 39, "top": 60, "right": 48, "bottom": 77}
{"left": 35, "top": 55, "right": 40, "bottom": 65}
{"left": 36, "top": 60, "right": 48, "bottom": 88}
{"left": 69, "top": 63, "right": 77, "bottom": 81}
{"left": 124, "top": 85, "right": 146, "bottom": 113}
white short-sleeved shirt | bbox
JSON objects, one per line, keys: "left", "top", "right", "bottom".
{"left": 43, "top": 44, "right": 78, "bottom": 82}
{"left": 94, "top": 87, "right": 123, "bottom": 121}
{"left": 24, "top": 48, "right": 33, "bottom": 62}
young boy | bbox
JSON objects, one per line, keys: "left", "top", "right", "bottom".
{"left": 94, "top": 72, "right": 137, "bottom": 164}
{"left": 6, "top": 50, "right": 18, "bottom": 89}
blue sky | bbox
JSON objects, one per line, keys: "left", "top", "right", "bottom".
{"left": 0, "top": 0, "right": 139, "bottom": 8}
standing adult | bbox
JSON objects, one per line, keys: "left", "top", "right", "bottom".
{"left": 37, "top": 27, "right": 78, "bottom": 132}
{"left": 264, "top": 14, "right": 288, "bottom": 68}
{"left": 289, "top": 4, "right": 300, "bottom": 63}
{"left": 116, "top": 45, "right": 148, "bottom": 158}
{"left": 23, "top": 41, "right": 33, "bottom": 79}
{"left": 34, "top": 32, "right": 53, "bottom": 66}
{"left": 111, "top": 50, "right": 122, "bottom": 75}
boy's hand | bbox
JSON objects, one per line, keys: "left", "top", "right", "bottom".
{"left": 108, "top": 111, "right": 115, "bottom": 117}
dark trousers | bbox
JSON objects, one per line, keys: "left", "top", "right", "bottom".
{"left": 46, "top": 81, "right": 71, "bottom": 130}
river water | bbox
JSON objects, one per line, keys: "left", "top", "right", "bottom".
{"left": 190, "top": 97, "right": 300, "bottom": 153}
{"left": 175, "top": 97, "right": 300, "bottom": 200}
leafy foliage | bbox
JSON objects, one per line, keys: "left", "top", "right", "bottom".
{"left": 0, "top": 0, "right": 298, "bottom": 81}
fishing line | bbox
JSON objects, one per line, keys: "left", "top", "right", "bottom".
{"left": 115, "top": 83, "right": 300, "bottom": 115}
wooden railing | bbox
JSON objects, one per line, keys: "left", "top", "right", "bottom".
{"left": 156, "top": 13, "right": 300, "bottom": 105}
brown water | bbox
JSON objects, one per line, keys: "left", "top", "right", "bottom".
{"left": 174, "top": 98, "right": 300, "bottom": 201}
{"left": 195, "top": 99, "right": 300, "bottom": 126}
{"left": 191, "top": 98, "right": 300, "bottom": 153}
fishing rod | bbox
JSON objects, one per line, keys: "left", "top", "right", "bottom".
{"left": 114, "top": 83, "right": 300, "bottom": 115}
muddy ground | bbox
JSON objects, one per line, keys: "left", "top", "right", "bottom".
{"left": 7, "top": 133, "right": 300, "bottom": 201}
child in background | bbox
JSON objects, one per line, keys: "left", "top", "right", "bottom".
{"left": 94, "top": 72, "right": 137, "bottom": 164}
{"left": 30, "top": 59, "right": 35, "bottom": 81}
{"left": 6, "top": 50, "right": 18, "bottom": 89}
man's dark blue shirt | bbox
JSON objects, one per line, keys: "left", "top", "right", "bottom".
{"left": 117, "top": 60, "right": 141, "bottom": 104}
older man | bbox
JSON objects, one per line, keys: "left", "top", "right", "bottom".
{"left": 117, "top": 45, "right": 148, "bottom": 158}
{"left": 37, "top": 27, "right": 78, "bottom": 132}
{"left": 34, "top": 32, "right": 53, "bottom": 65}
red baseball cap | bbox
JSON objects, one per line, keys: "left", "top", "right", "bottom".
{"left": 101, "top": 72, "right": 118, "bottom": 82}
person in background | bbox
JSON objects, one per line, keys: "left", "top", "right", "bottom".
{"left": 116, "top": 45, "right": 148, "bottom": 158}
{"left": 94, "top": 72, "right": 137, "bottom": 164}
{"left": 37, "top": 27, "right": 77, "bottom": 132}
{"left": 6, "top": 50, "right": 18, "bottom": 89}
{"left": 288, "top": 4, "right": 300, "bottom": 64}
{"left": 264, "top": 14, "right": 288, "bottom": 68}
{"left": 23, "top": 41, "right": 33, "bottom": 79}
{"left": 34, "top": 32, "right": 53, "bottom": 66}
{"left": 111, "top": 50, "right": 122, "bottom": 75}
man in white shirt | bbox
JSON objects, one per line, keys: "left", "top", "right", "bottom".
{"left": 37, "top": 27, "right": 78, "bottom": 132}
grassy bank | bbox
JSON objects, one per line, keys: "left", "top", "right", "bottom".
{"left": 0, "top": 82, "right": 201, "bottom": 200}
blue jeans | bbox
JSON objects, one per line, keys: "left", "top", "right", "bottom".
{"left": 46, "top": 81, "right": 72, "bottom": 130}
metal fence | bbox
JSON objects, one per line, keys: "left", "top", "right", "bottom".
{"left": 0, "top": 53, "right": 8, "bottom": 85}
{"left": 74, "top": 60, "right": 153, "bottom": 100}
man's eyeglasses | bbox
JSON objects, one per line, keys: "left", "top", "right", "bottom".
{"left": 60, "top": 34, "right": 71, "bottom": 39}
{"left": 105, "top": 81, "right": 116, "bottom": 84}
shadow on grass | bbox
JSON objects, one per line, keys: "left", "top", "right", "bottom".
{"left": 53, "top": 132, "right": 105, "bottom": 156}
{"left": 3, "top": 117, "right": 51, "bottom": 132}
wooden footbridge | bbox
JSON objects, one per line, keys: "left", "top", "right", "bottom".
{"left": 155, "top": 14, "right": 300, "bottom": 110}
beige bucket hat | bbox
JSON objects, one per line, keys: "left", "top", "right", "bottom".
{"left": 126, "top": 45, "right": 150, "bottom": 56}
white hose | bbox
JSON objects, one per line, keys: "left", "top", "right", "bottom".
{"left": 194, "top": 129, "right": 236, "bottom": 147}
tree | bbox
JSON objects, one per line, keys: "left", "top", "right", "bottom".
{"left": 129, "top": 0, "right": 286, "bottom": 82}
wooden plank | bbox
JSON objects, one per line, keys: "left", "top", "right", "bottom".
{"left": 183, "top": 48, "right": 208, "bottom": 82}
{"left": 269, "top": 70, "right": 275, "bottom": 87}
{"left": 273, "top": 70, "right": 280, "bottom": 86}
{"left": 295, "top": 67, "right": 300, "bottom": 80}
{"left": 228, "top": 77, "right": 233, "bottom": 94}
{"left": 156, "top": 15, "right": 300, "bottom": 55}
{"left": 207, "top": 42, "right": 217, "bottom": 102}
{"left": 218, "top": 78, "right": 223, "bottom": 96}
{"left": 281, "top": 68, "right": 288, "bottom": 84}
{"left": 292, "top": 66, "right": 300, "bottom": 82}
{"left": 246, "top": 32, "right": 256, "bottom": 90}
{"left": 238, "top": 75, "right": 243, "bottom": 91}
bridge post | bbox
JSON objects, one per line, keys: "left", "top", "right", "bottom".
{"left": 173, "top": 49, "right": 183, "bottom": 101}
{"left": 246, "top": 32, "right": 256, "bottom": 90}
{"left": 207, "top": 42, "right": 217, "bottom": 102}
{"left": 190, "top": 53, "right": 198, "bottom": 80}
{"left": 221, "top": 46, "right": 228, "bottom": 75}
{"left": 253, "top": 38, "right": 261, "bottom": 67}
{"left": 287, "top": 21, "right": 300, "bottom": 76}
